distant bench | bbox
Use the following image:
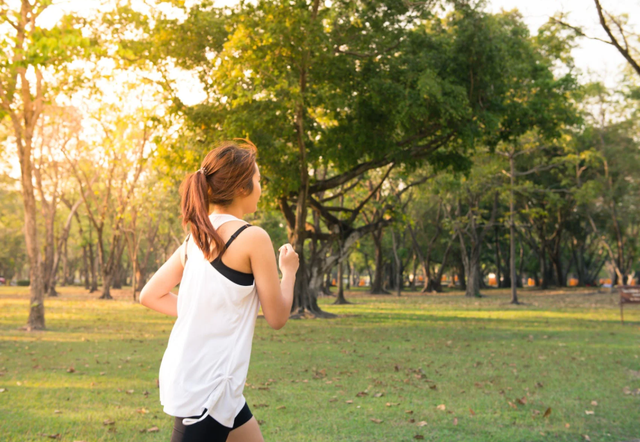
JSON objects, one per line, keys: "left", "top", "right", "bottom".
{"left": 619, "top": 286, "right": 640, "bottom": 324}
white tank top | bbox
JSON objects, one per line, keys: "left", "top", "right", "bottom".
{"left": 159, "top": 213, "right": 260, "bottom": 427}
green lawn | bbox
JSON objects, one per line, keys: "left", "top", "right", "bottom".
{"left": 0, "top": 285, "right": 639, "bottom": 441}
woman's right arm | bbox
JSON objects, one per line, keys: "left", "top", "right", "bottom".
{"left": 248, "top": 228, "right": 299, "bottom": 330}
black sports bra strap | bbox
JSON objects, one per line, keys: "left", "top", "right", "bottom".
{"left": 184, "top": 233, "right": 191, "bottom": 262}
{"left": 224, "top": 224, "right": 252, "bottom": 249}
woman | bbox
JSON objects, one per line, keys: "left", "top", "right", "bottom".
{"left": 140, "top": 140, "right": 299, "bottom": 442}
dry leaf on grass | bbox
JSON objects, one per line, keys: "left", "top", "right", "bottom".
{"left": 585, "top": 410, "right": 594, "bottom": 415}
{"left": 103, "top": 419, "right": 115, "bottom": 426}
{"left": 414, "top": 435, "right": 424, "bottom": 440}
{"left": 370, "top": 418, "right": 383, "bottom": 423}
{"left": 38, "top": 434, "right": 60, "bottom": 439}
{"left": 543, "top": 407, "right": 552, "bottom": 418}
{"left": 436, "top": 404, "right": 446, "bottom": 411}
{"left": 417, "top": 421, "right": 428, "bottom": 427}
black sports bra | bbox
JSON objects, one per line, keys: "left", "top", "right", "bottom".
{"left": 184, "top": 224, "right": 254, "bottom": 286}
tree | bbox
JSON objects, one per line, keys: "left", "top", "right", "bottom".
{"left": 0, "top": 0, "right": 91, "bottom": 329}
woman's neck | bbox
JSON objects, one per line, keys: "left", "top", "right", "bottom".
{"left": 209, "top": 204, "right": 244, "bottom": 220}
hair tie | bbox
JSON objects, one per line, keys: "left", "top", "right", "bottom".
{"left": 198, "top": 167, "right": 207, "bottom": 175}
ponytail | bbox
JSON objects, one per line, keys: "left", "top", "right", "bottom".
{"left": 179, "top": 170, "right": 225, "bottom": 261}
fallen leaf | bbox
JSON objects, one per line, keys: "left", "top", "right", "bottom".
{"left": 125, "top": 390, "right": 134, "bottom": 394}
{"left": 417, "top": 421, "right": 428, "bottom": 427}
{"left": 136, "top": 408, "right": 149, "bottom": 414}
{"left": 38, "top": 434, "right": 60, "bottom": 439}
{"left": 385, "top": 402, "right": 399, "bottom": 407}
{"left": 276, "top": 405, "right": 286, "bottom": 410}
{"left": 565, "top": 423, "right": 570, "bottom": 428}
{"left": 508, "top": 402, "right": 517, "bottom": 409}
{"left": 257, "top": 420, "right": 265, "bottom": 425}
{"left": 103, "top": 419, "right": 115, "bottom": 426}
{"left": 405, "top": 410, "right": 414, "bottom": 414}
{"left": 53, "top": 410, "right": 62, "bottom": 414}
{"left": 0, "top": 388, "right": 5, "bottom": 393}
{"left": 146, "top": 427, "right": 159, "bottom": 433}
{"left": 516, "top": 397, "right": 527, "bottom": 405}
{"left": 543, "top": 407, "right": 551, "bottom": 418}
{"left": 453, "top": 417, "right": 458, "bottom": 425}
{"left": 590, "top": 400, "right": 597, "bottom": 406}
{"left": 373, "top": 392, "right": 384, "bottom": 398}
{"left": 436, "top": 404, "right": 446, "bottom": 411}
{"left": 584, "top": 436, "right": 591, "bottom": 441}
{"left": 66, "top": 367, "right": 75, "bottom": 373}
{"left": 370, "top": 418, "right": 383, "bottom": 423}
{"left": 345, "top": 400, "right": 353, "bottom": 404}
{"left": 408, "top": 418, "right": 415, "bottom": 423}
{"left": 414, "top": 435, "right": 424, "bottom": 440}
{"left": 328, "top": 398, "right": 337, "bottom": 402}
{"left": 469, "top": 408, "right": 475, "bottom": 416}
{"left": 585, "top": 410, "right": 594, "bottom": 415}
{"left": 356, "top": 391, "right": 368, "bottom": 397}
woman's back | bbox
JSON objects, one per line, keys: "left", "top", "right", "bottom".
{"left": 159, "top": 214, "right": 260, "bottom": 428}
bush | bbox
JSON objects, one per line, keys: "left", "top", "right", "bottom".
{"left": 17, "top": 280, "right": 30, "bottom": 286}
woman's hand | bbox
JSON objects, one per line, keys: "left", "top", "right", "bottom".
{"left": 278, "top": 244, "right": 299, "bottom": 276}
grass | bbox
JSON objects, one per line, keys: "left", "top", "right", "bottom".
{"left": 0, "top": 285, "right": 639, "bottom": 441}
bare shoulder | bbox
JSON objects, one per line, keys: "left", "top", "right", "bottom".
{"left": 244, "top": 225, "right": 270, "bottom": 241}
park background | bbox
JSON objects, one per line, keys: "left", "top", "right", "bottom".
{"left": 1, "top": 0, "right": 639, "bottom": 440}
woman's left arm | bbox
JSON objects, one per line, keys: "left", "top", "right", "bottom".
{"left": 139, "top": 245, "right": 185, "bottom": 317}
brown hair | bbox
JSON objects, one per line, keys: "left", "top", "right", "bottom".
{"left": 180, "top": 139, "right": 258, "bottom": 261}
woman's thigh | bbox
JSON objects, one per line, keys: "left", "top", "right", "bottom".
{"left": 226, "top": 417, "right": 264, "bottom": 442}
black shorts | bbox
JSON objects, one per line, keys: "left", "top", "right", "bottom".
{"left": 170, "top": 401, "right": 254, "bottom": 442}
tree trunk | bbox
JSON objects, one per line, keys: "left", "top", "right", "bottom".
{"left": 390, "top": 229, "right": 402, "bottom": 297}
{"left": 370, "top": 227, "right": 389, "bottom": 294}
{"left": 333, "top": 259, "right": 351, "bottom": 305}
{"left": 494, "top": 226, "right": 501, "bottom": 288}
{"left": 465, "top": 246, "right": 482, "bottom": 297}
{"left": 18, "top": 139, "right": 46, "bottom": 330}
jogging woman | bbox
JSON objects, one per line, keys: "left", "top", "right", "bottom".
{"left": 140, "top": 140, "right": 299, "bottom": 442}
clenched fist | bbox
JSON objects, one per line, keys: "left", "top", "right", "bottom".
{"left": 278, "top": 244, "right": 299, "bottom": 275}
